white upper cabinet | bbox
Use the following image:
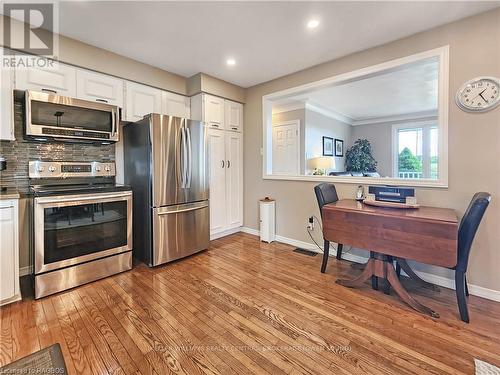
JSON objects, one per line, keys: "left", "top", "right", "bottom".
{"left": 1, "top": 51, "right": 15, "bottom": 141}
{"left": 124, "top": 81, "right": 162, "bottom": 122}
{"left": 203, "top": 94, "right": 225, "bottom": 129}
{"left": 76, "top": 70, "right": 124, "bottom": 107}
{"left": 224, "top": 100, "right": 243, "bottom": 132}
{"left": 162, "top": 91, "right": 190, "bottom": 118}
{"left": 15, "top": 60, "right": 77, "bottom": 96}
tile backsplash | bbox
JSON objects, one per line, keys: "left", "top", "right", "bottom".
{"left": 0, "top": 100, "right": 115, "bottom": 191}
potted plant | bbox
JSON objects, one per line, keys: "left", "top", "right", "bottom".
{"left": 345, "top": 139, "right": 377, "bottom": 172}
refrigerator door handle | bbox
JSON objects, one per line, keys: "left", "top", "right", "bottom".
{"left": 186, "top": 127, "right": 192, "bottom": 188}
{"left": 176, "top": 123, "right": 184, "bottom": 189}
{"left": 180, "top": 126, "right": 188, "bottom": 189}
{"left": 157, "top": 203, "right": 208, "bottom": 215}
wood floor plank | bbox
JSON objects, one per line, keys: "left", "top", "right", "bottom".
{"left": 1, "top": 233, "right": 500, "bottom": 375}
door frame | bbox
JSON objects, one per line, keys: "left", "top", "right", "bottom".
{"left": 272, "top": 119, "right": 301, "bottom": 175}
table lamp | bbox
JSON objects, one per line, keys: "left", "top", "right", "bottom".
{"left": 310, "top": 156, "right": 335, "bottom": 175}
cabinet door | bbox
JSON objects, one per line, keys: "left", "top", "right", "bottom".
{"left": 15, "top": 60, "right": 77, "bottom": 96}
{"left": 0, "top": 54, "right": 15, "bottom": 140}
{"left": 124, "top": 81, "right": 162, "bottom": 122}
{"left": 224, "top": 100, "right": 243, "bottom": 132}
{"left": 162, "top": 91, "right": 191, "bottom": 118}
{"left": 0, "top": 202, "right": 17, "bottom": 303}
{"left": 203, "top": 94, "right": 225, "bottom": 129}
{"left": 76, "top": 70, "right": 124, "bottom": 107}
{"left": 207, "top": 128, "right": 227, "bottom": 234}
{"left": 225, "top": 131, "right": 243, "bottom": 228}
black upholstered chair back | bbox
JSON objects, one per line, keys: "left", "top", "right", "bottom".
{"left": 314, "top": 183, "right": 339, "bottom": 218}
{"left": 456, "top": 192, "right": 491, "bottom": 272}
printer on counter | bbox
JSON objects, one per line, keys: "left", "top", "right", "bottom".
{"left": 367, "top": 186, "right": 417, "bottom": 205}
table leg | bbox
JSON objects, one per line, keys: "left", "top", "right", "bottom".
{"left": 396, "top": 258, "right": 440, "bottom": 291}
{"left": 336, "top": 253, "right": 439, "bottom": 318}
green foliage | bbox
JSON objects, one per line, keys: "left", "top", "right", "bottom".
{"left": 345, "top": 139, "right": 377, "bottom": 172}
{"left": 398, "top": 147, "right": 422, "bottom": 172}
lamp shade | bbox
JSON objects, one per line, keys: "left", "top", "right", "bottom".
{"left": 309, "top": 156, "right": 335, "bottom": 170}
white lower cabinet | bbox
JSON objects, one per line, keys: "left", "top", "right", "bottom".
{"left": 208, "top": 129, "right": 243, "bottom": 237}
{"left": 0, "top": 199, "right": 20, "bottom": 306}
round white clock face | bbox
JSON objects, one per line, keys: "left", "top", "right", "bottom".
{"left": 455, "top": 76, "right": 500, "bottom": 112}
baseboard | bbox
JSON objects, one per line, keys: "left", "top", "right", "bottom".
{"left": 19, "top": 266, "right": 31, "bottom": 277}
{"left": 240, "top": 227, "right": 500, "bottom": 303}
{"left": 211, "top": 226, "right": 243, "bottom": 240}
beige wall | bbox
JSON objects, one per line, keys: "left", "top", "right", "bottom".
{"left": 243, "top": 9, "right": 500, "bottom": 292}
{"left": 187, "top": 73, "right": 246, "bottom": 103}
{"left": 305, "top": 109, "right": 351, "bottom": 174}
{"left": 350, "top": 122, "right": 393, "bottom": 177}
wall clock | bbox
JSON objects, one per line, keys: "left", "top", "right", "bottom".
{"left": 455, "top": 76, "right": 500, "bottom": 112}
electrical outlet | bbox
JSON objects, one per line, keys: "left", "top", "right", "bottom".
{"left": 307, "top": 216, "right": 314, "bottom": 230}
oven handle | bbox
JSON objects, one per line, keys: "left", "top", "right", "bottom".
{"left": 35, "top": 191, "right": 131, "bottom": 205}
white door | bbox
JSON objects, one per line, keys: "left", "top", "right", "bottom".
{"left": 76, "top": 69, "right": 124, "bottom": 107}
{"left": 207, "top": 128, "right": 227, "bottom": 234}
{"left": 272, "top": 121, "right": 300, "bottom": 175}
{"left": 0, "top": 51, "right": 15, "bottom": 140}
{"left": 15, "top": 59, "right": 77, "bottom": 96}
{"left": 204, "top": 94, "right": 225, "bottom": 129}
{"left": 124, "top": 81, "right": 162, "bottom": 122}
{"left": 225, "top": 131, "right": 243, "bottom": 228}
{"left": 162, "top": 91, "right": 190, "bottom": 118}
{"left": 0, "top": 202, "right": 17, "bottom": 303}
{"left": 224, "top": 100, "right": 243, "bottom": 132}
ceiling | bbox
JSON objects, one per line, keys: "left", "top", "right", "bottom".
{"left": 297, "top": 58, "right": 439, "bottom": 121}
{"left": 49, "top": 2, "right": 499, "bottom": 87}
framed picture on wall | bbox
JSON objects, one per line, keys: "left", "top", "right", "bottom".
{"left": 335, "top": 139, "right": 344, "bottom": 157}
{"left": 322, "top": 136, "right": 334, "bottom": 156}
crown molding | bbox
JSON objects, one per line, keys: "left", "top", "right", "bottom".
{"left": 351, "top": 109, "right": 438, "bottom": 126}
{"left": 305, "top": 102, "right": 354, "bottom": 124}
{"left": 272, "top": 101, "right": 305, "bottom": 114}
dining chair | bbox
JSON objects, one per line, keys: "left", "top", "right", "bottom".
{"left": 314, "top": 183, "right": 343, "bottom": 273}
{"left": 453, "top": 192, "right": 491, "bottom": 323}
{"left": 395, "top": 192, "right": 491, "bottom": 322}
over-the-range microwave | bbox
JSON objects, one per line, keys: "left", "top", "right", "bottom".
{"left": 24, "top": 90, "right": 120, "bottom": 143}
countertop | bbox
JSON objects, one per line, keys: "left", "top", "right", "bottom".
{"left": 0, "top": 188, "right": 22, "bottom": 200}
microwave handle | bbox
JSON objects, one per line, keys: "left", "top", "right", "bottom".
{"left": 111, "top": 110, "right": 117, "bottom": 138}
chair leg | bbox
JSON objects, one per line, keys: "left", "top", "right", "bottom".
{"left": 465, "top": 275, "right": 469, "bottom": 297}
{"left": 321, "top": 240, "right": 330, "bottom": 273}
{"left": 371, "top": 276, "right": 378, "bottom": 290}
{"left": 336, "top": 243, "right": 343, "bottom": 260}
{"left": 455, "top": 271, "right": 470, "bottom": 323}
{"left": 396, "top": 262, "right": 401, "bottom": 279}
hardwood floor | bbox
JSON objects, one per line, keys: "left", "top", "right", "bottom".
{"left": 1, "top": 232, "right": 500, "bottom": 374}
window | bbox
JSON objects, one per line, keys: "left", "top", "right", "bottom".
{"left": 393, "top": 122, "right": 438, "bottom": 179}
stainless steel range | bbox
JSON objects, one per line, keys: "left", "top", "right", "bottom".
{"left": 29, "top": 161, "right": 132, "bottom": 299}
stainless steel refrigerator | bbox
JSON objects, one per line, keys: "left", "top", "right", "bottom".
{"left": 124, "top": 114, "right": 209, "bottom": 266}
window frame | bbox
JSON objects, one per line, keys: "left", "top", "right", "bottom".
{"left": 262, "top": 46, "right": 449, "bottom": 188}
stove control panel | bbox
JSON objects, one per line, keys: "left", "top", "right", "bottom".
{"left": 29, "top": 161, "right": 116, "bottom": 179}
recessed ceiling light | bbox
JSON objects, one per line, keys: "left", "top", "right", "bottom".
{"left": 307, "top": 19, "right": 320, "bottom": 29}
{"left": 226, "top": 58, "right": 236, "bottom": 66}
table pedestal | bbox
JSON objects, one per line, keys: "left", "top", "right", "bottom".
{"left": 336, "top": 253, "right": 440, "bottom": 318}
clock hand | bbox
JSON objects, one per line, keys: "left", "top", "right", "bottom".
{"left": 479, "top": 90, "right": 487, "bottom": 101}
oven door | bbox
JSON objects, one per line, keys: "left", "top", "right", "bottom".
{"left": 34, "top": 191, "right": 132, "bottom": 274}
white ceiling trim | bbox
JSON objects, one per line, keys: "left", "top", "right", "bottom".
{"left": 305, "top": 102, "right": 354, "bottom": 125}
{"left": 272, "top": 102, "right": 305, "bottom": 115}
{"left": 351, "top": 109, "right": 438, "bottom": 126}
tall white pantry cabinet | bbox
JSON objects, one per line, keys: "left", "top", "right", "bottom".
{"left": 191, "top": 93, "right": 244, "bottom": 238}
